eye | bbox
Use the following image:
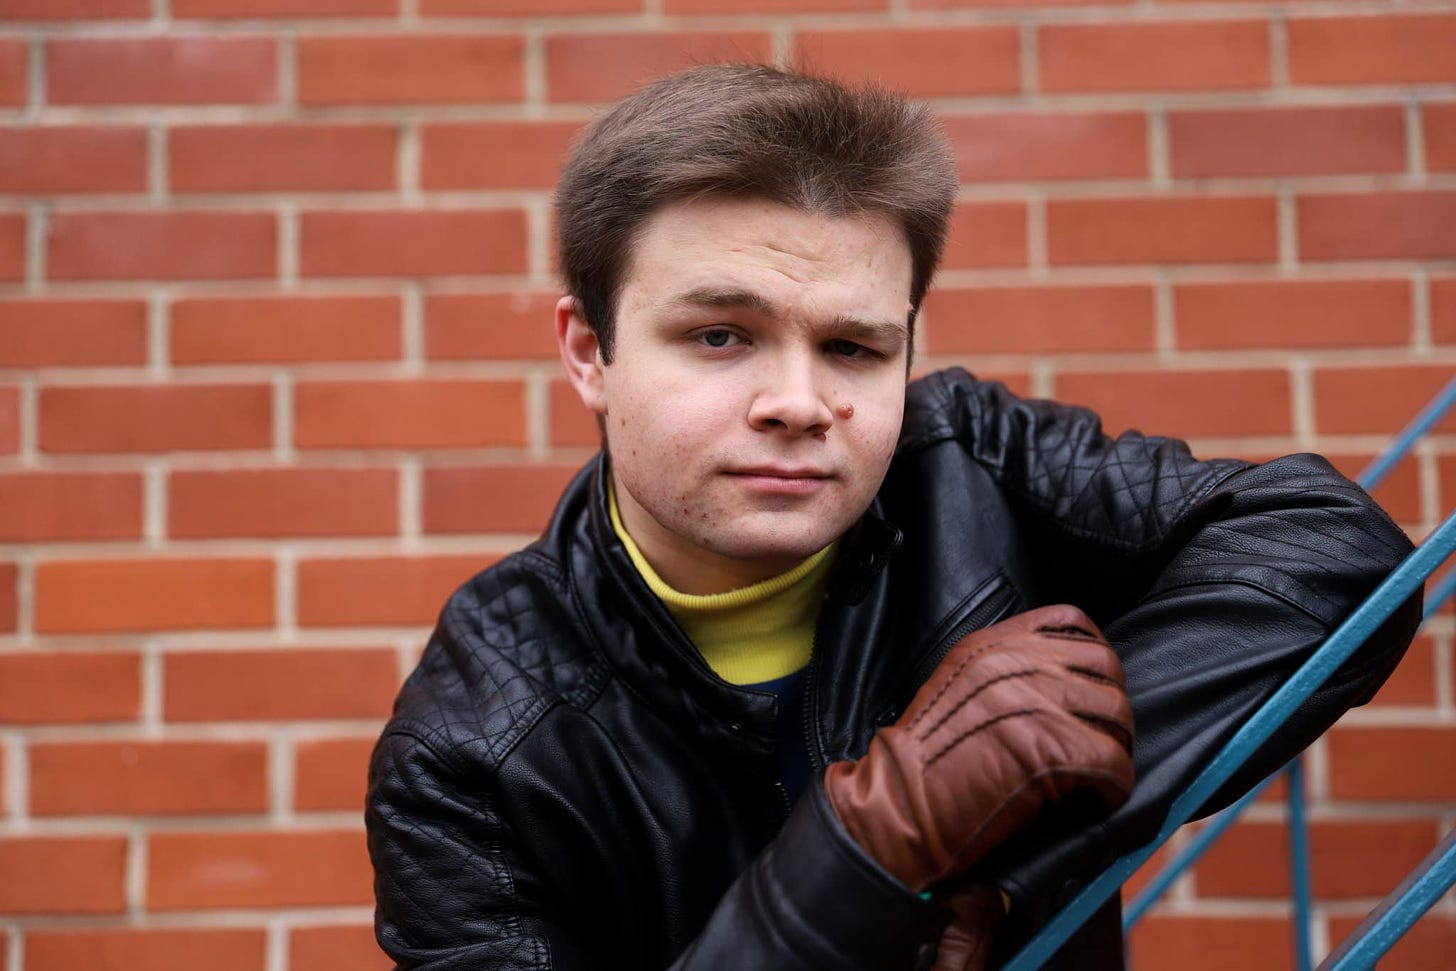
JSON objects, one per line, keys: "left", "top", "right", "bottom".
{"left": 827, "top": 339, "right": 871, "bottom": 359}
{"left": 696, "top": 328, "right": 742, "bottom": 348}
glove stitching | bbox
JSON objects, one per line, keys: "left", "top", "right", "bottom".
{"left": 903, "top": 638, "right": 1009, "bottom": 731}
{"left": 916, "top": 669, "right": 1041, "bottom": 741}
{"left": 922, "top": 706, "right": 1045, "bottom": 767}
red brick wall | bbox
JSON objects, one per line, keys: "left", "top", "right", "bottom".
{"left": 0, "top": 2, "right": 1452, "bottom": 968}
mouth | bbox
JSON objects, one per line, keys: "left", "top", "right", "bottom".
{"left": 726, "top": 465, "right": 832, "bottom": 480}
{"left": 724, "top": 466, "right": 833, "bottom": 496}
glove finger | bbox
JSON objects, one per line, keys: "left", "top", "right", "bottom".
{"left": 1005, "top": 604, "right": 1102, "bottom": 640}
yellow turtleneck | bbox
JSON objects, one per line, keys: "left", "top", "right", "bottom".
{"left": 609, "top": 483, "right": 835, "bottom": 685}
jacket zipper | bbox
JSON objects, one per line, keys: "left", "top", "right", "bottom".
{"left": 800, "top": 624, "right": 823, "bottom": 777}
{"left": 907, "top": 582, "right": 1017, "bottom": 695}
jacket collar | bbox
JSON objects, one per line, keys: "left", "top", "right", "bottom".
{"left": 575, "top": 454, "right": 901, "bottom": 754}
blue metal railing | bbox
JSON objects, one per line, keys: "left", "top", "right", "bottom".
{"left": 1005, "top": 375, "right": 1456, "bottom": 970}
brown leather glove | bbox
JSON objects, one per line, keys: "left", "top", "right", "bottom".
{"left": 822, "top": 604, "right": 1135, "bottom": 893}
{"left": 929, "top": 885, "right": 1004, "bottom": 971}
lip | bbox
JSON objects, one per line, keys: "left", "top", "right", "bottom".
{"left": 727, "top": 465, "right": 832, "bottom": 479}
{"left": 724, "top": 466, "right": 833, "bottom": 496}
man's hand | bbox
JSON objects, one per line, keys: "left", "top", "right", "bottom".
{"left": 822, "top": 604, "right": 1136, "bottom": 893}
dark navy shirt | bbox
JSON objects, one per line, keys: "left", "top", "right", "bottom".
{"left": 746, "top": 668, "right": 811, "bottom": 806}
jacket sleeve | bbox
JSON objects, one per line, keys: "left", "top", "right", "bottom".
{"left": 368, "top": 722, "right": 950, "bottom": 971}
{"left": 930, "top": 371, "right": 1422, "bottom": 930}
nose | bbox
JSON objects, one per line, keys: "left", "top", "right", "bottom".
{"left": 747, "top": 351, "right": 834, "bottom": 438}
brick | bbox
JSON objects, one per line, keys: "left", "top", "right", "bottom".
{"left": 1049, "top": 196, "right": 1277, "bottom": 266}
{"left": 300, "top": 209, "right": 526, "bottom": 279}
{"left": 290, "top": 924, "right": 391, "bottom": 971}
{"left": 550, "top": 379, "right": 600, "bottom": 448}
{"left": 425, "top": 0, "right": 635, "bottom": 10}
{"left": 0, "top": 299, "right": 147, "bottom": 368}
{"left": 1324, "top": 453, "right": 1422, "bottom": 525}
{"left": 148, "top": 830, "right": 373, "bottom": 910}
{"left": 0, "top": 127, "right": 147, "bottom": 194}
{"left": 673, "top": 0, "right": 875, "bottom": 9}
{"left": 171, "top": 124, "right": 397, "bottom": 193}
{"left": 0, "top": 387, "right": 15, "bottom": 455}
{"left": 1055, "top": 368, "right": 1291, "bottom": 438}
{"left": 1169, "top": 105, "right": 1406, "bottom": 178}
{"left": 47, "top": 36, "right": 276, "bottom": 105}
{"left": 30, "top": 740, "right": 269, "bottom": 816}
{"left": 421, "top": 120, "right": 580, "bottom": 190}
{"left": 923, "top": 285, "right": 1156, "bottom": 355}
{"left": 297, "top": 555, "right": 489, "bottom": 627}
{"left": 171, "top": 294, "right": 400, "bottom": 365}
{"left": 0, "top": 562, "right": 14, "bottom": 631}
{"left": 914, "top": 0, "right": 1117, "bottom": 6}
{"left": 170, "top": 468, "right": 397, "bottom": 539}
{"left": 48, "top": 211, "right": 277, "bottom": 281}
{"left": 1197, "top": 818, "right": 1438, "bottom": 899}
{"left": 547, "top": 32, "right": 773, "bottom": 103}
{"left": 1313, "top": 365, "right": 1456, "bottom": 436}
{"left": 942, "top": 111, "right": 1145, "bottom": 183}
{"left": 34, "top": 558, "right": 274, "bottom": 634}
{"left": 0, "top": 39, "right": 25, "bottom": 107}
{"left": 0, "top": 837, "right": 127, "bottom": 914}
{"left": 165, "top": 648, "right": 398, "bottom": 722}
{"left": 1327, "top": 913, "right": 1456, "bottom": 971}
{"left": 1442, "top": 454, "right": 1456, "bottom": 517}
{"left": 1426, "top": 102, "right": 1456, "bottom": 172}
{"left": 175, "top": 0, "right": 394, "bottom": 14}
{"left": 298, "top": 34, "right": 523, "bottom": 106}
{"left": 1358, "top": 632, "right": 1436, "bottom": 706}
{"left": 1128, "top": 916, "right": 1291, "bottom": 971}
{"left": 0, "top": 472, "right": 143, "bottom": 542}
{"left": 1435, "top": 277, "right": 1456, "bottom": 345}
{"left": 794, "top": 28, "right": 1019, "bottom": 98}
{"left": 425, "top": 292, "right": 558, "bottom": 360}
{"left": 0, "top": 212, "right": 24, "bottom": 281}
{"left": 1299, "top": 191, "right": 1456, "bottom": 261}
{"left": 1174, "top": 279, "right": 1411, "bottom": 351}
{"left": 1288, "top": 15, "right": 1456, "bottom": 86}
{"left": 27, "top": 928, "right": 266, "bottom": 971}
{"left": 423, "top": 464, "right": 579, "bottom": 534}
{"left": 295, "top": 379, "right": 525, "bottom": 449}
{"left": 0, "top": 651, "right": 141, "bottom": 724}
{"left": 942, "top": 201, "right": 1027, "bottom": 269}
{"left": 1040, "top": 21, "right": 1270, "bottom": 93}
{"left": 0, "top": 0, "right": 148, "bottom": 17}
{"left": 1328, "top": 727, "right": 1456, "bottom": 801}
{"left": 295, "top": 737, "right": 375, "bottom": 812}
{"left": 40, "top": 384, "right": 272, "bottom": 454}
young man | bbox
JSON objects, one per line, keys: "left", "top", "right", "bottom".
{"left": 366, "top": 66, "right": 1419, "bottom": 970}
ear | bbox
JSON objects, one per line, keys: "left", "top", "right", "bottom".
{"left": 556, "top": 295, "right": 608, "bottom": 415}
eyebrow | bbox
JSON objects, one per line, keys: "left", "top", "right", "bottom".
{"left": 670, "top": 285, "right": 909, "bottom": 346}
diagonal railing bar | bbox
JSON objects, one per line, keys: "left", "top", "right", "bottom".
{"left": 1121, "top": 772, "right": 1278, "bottom": 926}
{"left": 1356, "top": 376, "right": 1456, "bottom": 491}
{"left": 1120, "top": 378, "right": 1456, "bottom": 947}
{"left": 1002, "top": 507, "right": 1456, "bottom": 971}
{"left": 1316, "top": 827, "right": 1456, "bottom": 970}
{"left": 1421, "top": 566, "right": 1455, "bottom": 622}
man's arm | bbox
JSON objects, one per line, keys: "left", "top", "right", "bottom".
{"left": 368, "top": 722, "right": 952, "bottom": 971}
{"left": 367, "top": 601, "right": 1133, "bottom": 971}
{"left": 926, "top": 370, "right": 1421, "bottom": 925}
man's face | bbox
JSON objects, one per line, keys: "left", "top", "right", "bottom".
{"left": 558, "top": 196, "right": 913, "bottom": 594}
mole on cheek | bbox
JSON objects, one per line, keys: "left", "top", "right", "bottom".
{"left": 836, "top": 403, "right": 854, "bottom": 420}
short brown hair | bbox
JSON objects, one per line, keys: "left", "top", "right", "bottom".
{"left": 555, "top": 63, "right": 957, "bottom": 362}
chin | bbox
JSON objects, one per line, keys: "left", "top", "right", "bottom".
{"left": 698, "top": 521, "right": 845, "bottom": 565}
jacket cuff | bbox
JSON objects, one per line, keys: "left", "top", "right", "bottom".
{"left": 761, "top": 785, "right": 951, "bottom": 968}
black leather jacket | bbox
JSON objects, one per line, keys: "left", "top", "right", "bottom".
{"left": 367, "top": 369, "right": 1419, "bottom": 970}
